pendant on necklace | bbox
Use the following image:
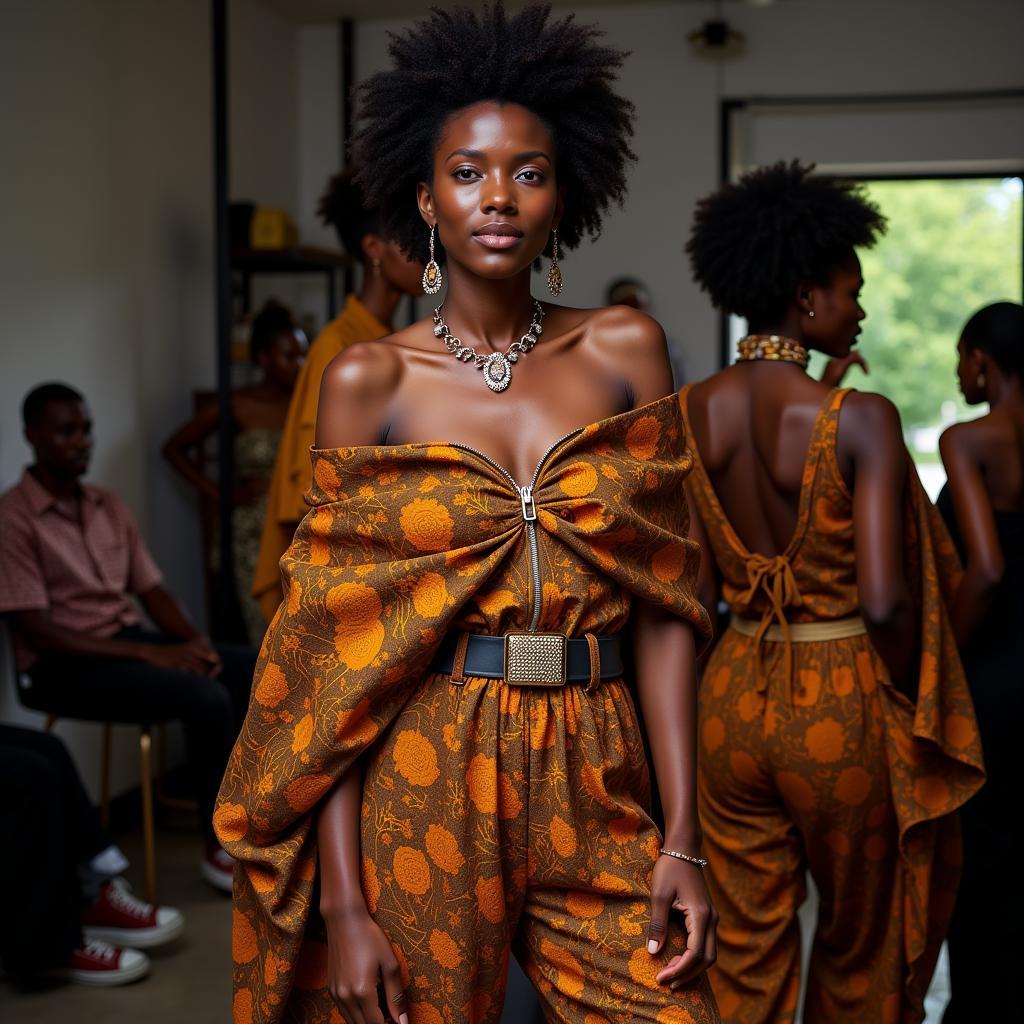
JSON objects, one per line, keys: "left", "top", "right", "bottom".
{"left": 433, "top": 298, "right": 545, "bottom": 394}
{"left": 483, "top": 352, "right": 512, "bottom": 392}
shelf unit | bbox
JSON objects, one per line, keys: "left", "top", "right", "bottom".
{"left": 231, "top": 245, "right": 352, "bottom": 321}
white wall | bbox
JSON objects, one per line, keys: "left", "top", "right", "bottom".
{"left": 345, "top": 0, "right": 1024, "bottom": 383}
{"left": 0, "top": 0, "right": 310, "bottom": 799}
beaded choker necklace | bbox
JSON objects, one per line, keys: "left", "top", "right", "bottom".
{"left": 736, "top": 334, "right": 808, "bottom": 369}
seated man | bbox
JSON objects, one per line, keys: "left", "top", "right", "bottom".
{"left": 0, "top": 382, "right": 256, "bottom": 891}
{"left": 0, "top": 723, "right": 183, "bottom": 986}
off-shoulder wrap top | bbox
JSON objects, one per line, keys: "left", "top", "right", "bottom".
{"left": 215, "top": 393, "right": 712, "bottom": 1023}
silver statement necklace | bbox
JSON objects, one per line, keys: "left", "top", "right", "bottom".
{"left": 432, "top": 299, "right": 545, "bottom": 393}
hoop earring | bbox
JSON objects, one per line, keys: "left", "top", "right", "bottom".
{"left": 547, "top": 229, "right": 563, "bottom": 297}
{"left": 422, "top": 224, "right": 442, "bottom": 295}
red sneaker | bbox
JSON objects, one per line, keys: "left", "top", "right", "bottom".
{"left": 201, "top": 846, "right": 234, "bottom": 893}
{"left": 81, "top": 878, "right": 184, "bottom": 949}
{"left": 63, "top": 939, "right": 149, "bottom": 986}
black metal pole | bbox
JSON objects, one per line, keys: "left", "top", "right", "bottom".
{"left": 340, "top": 18, "right": 355, "bottom": 299}
{"left": 212, "top": 0, "right": 235, "bottom": 639}
{"left": 717, "top": 99, "right": 739, "bottom": 371}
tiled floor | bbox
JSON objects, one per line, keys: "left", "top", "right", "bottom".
{"left": 0, "top": 820, "right": 950, "bottom": 1023}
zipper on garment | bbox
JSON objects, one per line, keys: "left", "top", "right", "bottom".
{"left": 450, "top": 427, "right": 583, "bottom": 633}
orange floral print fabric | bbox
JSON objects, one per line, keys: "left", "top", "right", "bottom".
{"left": 679, "top": 386, "right": 984, "bottom": 1024}
{"left": 216, "top": 393, "right": 715, "bottom": 1023}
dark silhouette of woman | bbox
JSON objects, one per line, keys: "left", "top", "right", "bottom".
{"left": 937, "top": 301, "right": 1024, "bottom": 1023}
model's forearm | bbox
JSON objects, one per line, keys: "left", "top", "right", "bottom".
{"left": 163, "top": 446, "right": 219, "bottom": 500}
{"left": 15, "top": 610, "right": 150, "bottom": 661}
{"left": 317, "top": 766, "right": 367, "bottom": 920}
{"left": 861, "top": 589, "right": 917, "bottom": 698}
{"left": 632, "top": 603, "right": 702, "bottom": 851}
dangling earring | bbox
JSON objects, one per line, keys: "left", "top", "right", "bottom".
{"left": 372, "top": 257, "right": 382, "bottom": 278}
{"left": 977, "top": 371, "right": 986, "bottom": 389}
{"left": 547, "top": 228, "right": 563, "bottom": 296}
{"left": 422, "top": 224, "right": 442, "bottom": 295}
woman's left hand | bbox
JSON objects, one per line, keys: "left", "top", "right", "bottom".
{"left": 820, "top": 351, "right": 870, "bottom": 387}
{"left": 647, "top": 854, "right": 718, "bottom": 989}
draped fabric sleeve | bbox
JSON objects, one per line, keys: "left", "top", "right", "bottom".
{"left": 879, "top": 462, "right": 985, "bottom": 1010}
{"left": 215, "top": 443, "right": 520, "bottom": 1024}
{"left": 535, "top": 393, "right": 713, "bottom": 651}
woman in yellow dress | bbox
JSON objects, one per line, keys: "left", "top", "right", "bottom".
{"left": 252, "top": 171, "right": 422, "bottom": 623}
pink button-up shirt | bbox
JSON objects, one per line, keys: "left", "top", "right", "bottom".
{"left": 0, "top": 470, "right": 163, "bottom": 667}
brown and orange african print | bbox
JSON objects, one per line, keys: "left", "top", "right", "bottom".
{"left": 216, "top": 393, "right": 717, "bottom": 1023}
{"left": 679, "top": 386, "right": 984, "bottom": 1024}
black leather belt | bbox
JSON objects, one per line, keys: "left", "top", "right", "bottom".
{"left": 430, "top": 631, "right": 624, "bottom": 687}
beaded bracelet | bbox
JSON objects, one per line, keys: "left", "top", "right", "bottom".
{"left": 659, "top": 848, "right": 709, "bottom": 869}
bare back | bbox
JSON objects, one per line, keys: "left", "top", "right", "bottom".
{"left": 958, "top": 405, "right": 1024, "bottom": 513}
{"left": 683, "top": 363, "right": 847, "bottom": 556}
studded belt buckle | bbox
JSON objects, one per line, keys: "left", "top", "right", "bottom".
{"left": 503, "top": 633, "right": 567, "bottom": 687}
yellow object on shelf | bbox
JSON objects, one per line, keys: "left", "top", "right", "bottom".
{"left": 249, "top": 207, "right": 298, "bottom": 249}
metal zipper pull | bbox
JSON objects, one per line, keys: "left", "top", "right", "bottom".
{"left": 520, "top": 485, "right": 538, "bottom": 522}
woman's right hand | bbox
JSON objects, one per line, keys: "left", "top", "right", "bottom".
{"left": 323, "top": 906, "right": 409, "bottom": 1024}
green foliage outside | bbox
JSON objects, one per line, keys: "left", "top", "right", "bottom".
{"left": 808, "top": 178, "right": 1022, "bottom": 448}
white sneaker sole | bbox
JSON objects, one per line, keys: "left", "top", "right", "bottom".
{"left": 64, "top": 953, "right": 150, "bottom": 987}
{"left": 200, "top": 858, "right": 234, "bottom": 893}
{"left": 83, "top": 912, "right": 185, "bottom": 950}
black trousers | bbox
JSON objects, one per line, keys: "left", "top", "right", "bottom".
{"left": 0, "top": 724, "right": 111, "bottom": 975}
{"left": 24, "top": 628, "right": 256, "bottom": 844}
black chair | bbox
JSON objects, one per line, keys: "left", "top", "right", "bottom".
{"left": 2, "top": 619, "right": 164, "bottom": 903}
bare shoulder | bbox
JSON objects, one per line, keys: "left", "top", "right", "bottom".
{"left": 841, "top": 389, "right": 902, "bottom": 436}
{"left": 323, "top": 335, "right": 404, "bottom": 393}
{"left": 837, "top": 390, "right": 906, "bottom": 469}
{"left": 316, "top": 335, "right": 405, "bottom": 447}
{"left": 579, "top": 304, "right": 667, "bottom": 354}
{"left": 940, "top": 413, "right": 995, "bottom": 461}
{"left": 570, "top": 305, "right": 671, "bottom": 399}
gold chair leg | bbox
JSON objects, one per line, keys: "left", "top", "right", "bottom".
{"left": 100, "top": 723, "right": 112, "bottom": 828}
{"left": 139, "top": 728, "right": 157, "bottom": 906}
{"left": 155, "top": 722, "right": 199, "bottom": 812}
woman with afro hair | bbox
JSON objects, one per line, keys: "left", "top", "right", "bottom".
{"left": 216, "top": 4, "right": 719, "bottom": 1023}
{"left": 679, "top": 162, "right": 984, "bottom": 1023}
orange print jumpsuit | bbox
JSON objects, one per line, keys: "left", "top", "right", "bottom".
{"left": 678, "top": 386, "right": 984, "bottom": 1024}
{"left": 215, "top": 394, "right": 720, "bottom": 1024}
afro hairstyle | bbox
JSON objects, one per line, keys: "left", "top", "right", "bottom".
{"left": 686, "top": 161, "right": 887, "bottom": 326}
{"left": 349, "top": 2, "right": 635, "bottom": 265}
{"left": 317, "top": 168, "right": 384, "bottom": 259}
{"left": 961, "top": 301, "right": 1024, "bottom": 377}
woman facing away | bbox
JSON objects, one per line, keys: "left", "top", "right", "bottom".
{"left": 937, "top": 301, "right": 1024, "bottom": 1022}
{"left": 679, "top": 162, "right": 984, "bottom": 1024}
{"left": 216, "top": 5, "right": 720, "bottom": 1023}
